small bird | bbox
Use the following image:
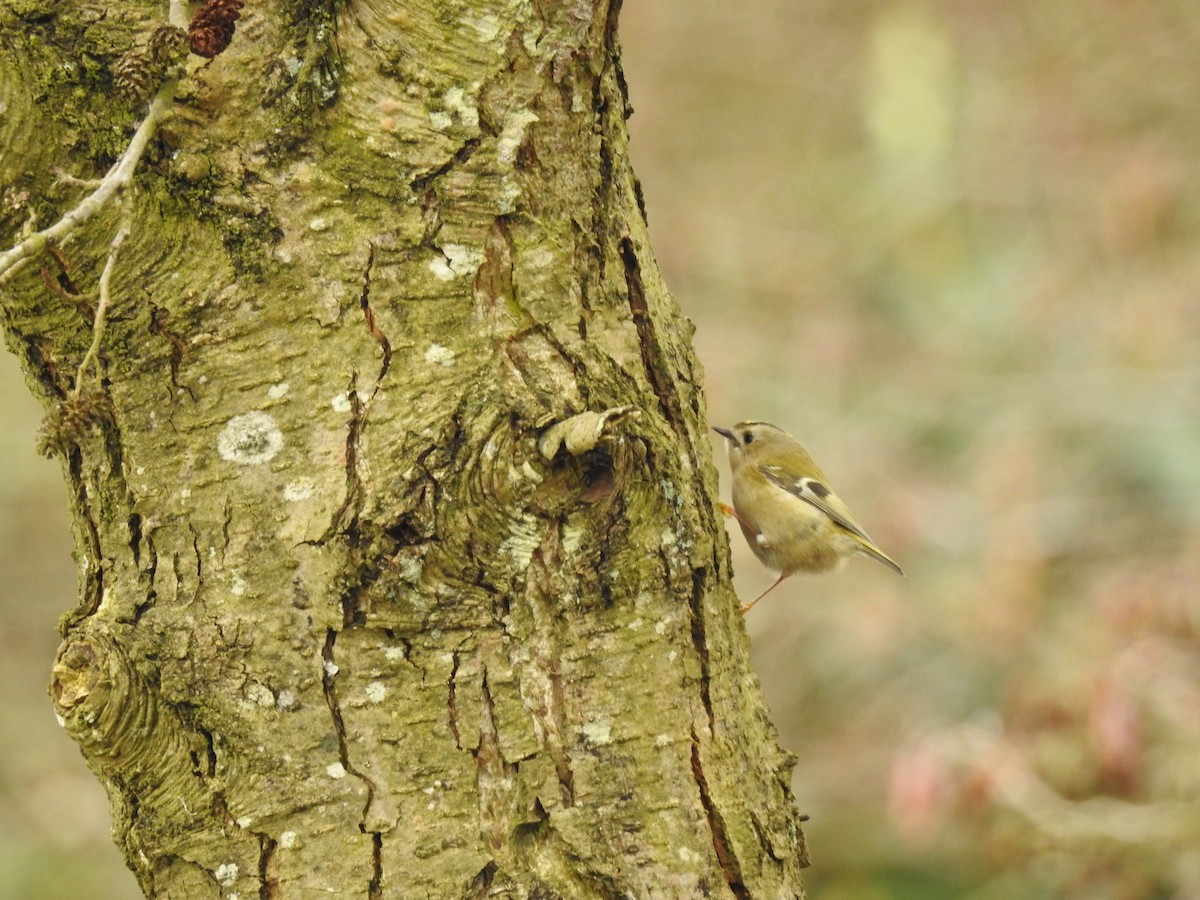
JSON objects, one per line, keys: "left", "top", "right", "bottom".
{"left": 714, "top": 421, "right": 903, "bottom": 613}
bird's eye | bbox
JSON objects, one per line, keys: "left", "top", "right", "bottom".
{"left": 742, "top": 432, "right": 754, "bottom": 446}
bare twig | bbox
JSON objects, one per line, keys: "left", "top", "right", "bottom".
{"left": 168, "top": 0, "right": 188, "bottom": 30}
{"left": 0, "top": 86, "right": 176, "bottom": 286}
{"left": 0, "top": 2, "right": 190, "bottom": 286}
{"left": 73, "top": 220, "right": 131, "bottom": 393}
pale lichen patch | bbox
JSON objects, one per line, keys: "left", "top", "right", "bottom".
{"left": 214, "top": 863, "right": 238, "bottom": 886}
{"left": 364, "top": 681, "right": 387, "bottom": 703}
{"left": 442, "top": 86, "right": 479, "bottom": 128}
{"left": 391, "top": 554, "right": 423, "bottom": 585}
{"left": 283, "top": 478, "right": 314, "bottom": 502}
{"left": 437, "top": 243, "right": 484, "bottom": 280}
{"left": 582, "top": 719, "right": 613, "bottom": 746}
{"left": 245, "top": 682, "right": 275, "bottom": 707}
{"left": 425, "top": 343, "right": 456, "bottom": 366}
{"left": 428, "top": 256, "right": 456, "bottom": 280}
{"left": 452, "top": 242, "right": 484, "bottom": 270}
{"left": 326, "top": 762, "right": 347, "bottom": 779}
{"left": 217, "top": 411, "right": 284, "bottom": 465}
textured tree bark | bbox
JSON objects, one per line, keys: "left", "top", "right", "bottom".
{"left": 1, "top": 1, "right": 808, "bottom": 896}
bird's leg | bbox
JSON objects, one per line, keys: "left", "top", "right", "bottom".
{"left": 719, "top": 502, "right": 758, "bottom": 534}
{"left": 739, "top": 572, "right": 788, "bottom": 615}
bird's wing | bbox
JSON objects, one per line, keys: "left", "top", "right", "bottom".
{"left": 759, "top": 464, "right": 904, "bottom": 576}
{"left": 758, "top": 465, "right": 871, "bottom": 540}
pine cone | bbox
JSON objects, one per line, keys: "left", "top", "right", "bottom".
{"left": 189, "top": 0, "right": 245, "bottom": 59}
{"left": 151, "top": 25, "right": 190, "bottom": 69}
{"left": 37, "top": 390, "right": 116, "bottom": 457}
{"left": 113, "top": 46, "right": 156, "bottom": 101}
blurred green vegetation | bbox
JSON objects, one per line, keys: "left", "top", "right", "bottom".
{"left": 624, "top": 0, "right": 1200, "bottom": 898}
{"left": 3, "top": 1, "right": 1199, "bottom": 897}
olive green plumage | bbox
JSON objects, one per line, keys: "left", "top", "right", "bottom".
{"left": 714, "top": 421, "right": 902, "bottom": 611}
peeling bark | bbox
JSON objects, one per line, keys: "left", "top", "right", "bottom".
{"left": 2, "top": 0, "right": 808, "bottom": 896}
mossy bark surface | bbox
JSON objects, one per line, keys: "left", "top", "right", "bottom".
{"left": 1, "top": 1, "right": 808, "bottom": 896}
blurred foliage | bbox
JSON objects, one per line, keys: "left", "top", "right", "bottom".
{"left": 3, "top": 1, "right": 1199, "bottom": 897}
{"left": 623, "top": 0, "right": 1200, "bottom": 898}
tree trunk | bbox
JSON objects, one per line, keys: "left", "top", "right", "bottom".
{"left": 0, "top": 1, "right": 807, "bottom": 896}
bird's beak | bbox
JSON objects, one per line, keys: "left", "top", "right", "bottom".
{"left": 712, "top": 426, "right": 735, "bottom": 441}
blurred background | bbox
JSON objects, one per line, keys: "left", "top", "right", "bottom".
{"left": 625, "top": 1, "right": 1200, "bottom": 898}
{"left": 3, "top": 1, "right": 1199, "bottom": 897}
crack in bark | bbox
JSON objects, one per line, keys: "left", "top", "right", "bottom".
{"left": 127, "top": 512, "right": 142, "bottom": 566}
{"left": 358, "top": 243, "right": 391, "bottom": 393}
{"left": 63, "top": 448, "right": 104, "bottom": 629}
{"left": 187, "top": 722, "right": 218, "bottom": 782}
{"left": 410, "top": 138, "right": 481, "bottom": 194}
{"left": 411, "top": 139, "right": 481, "bottom": 247}
{"left": 185, "top": 523, "right": 204, "bottom": 602}
{"left": 525, "top": 527, "right": 576, "bottom": 807}
{"left": 322, "top": 370, "right": 367, "bottom": 543}
{"left": 688, "top": 565, "right": 715, "bottom": 734}
{"left": 468, "top": 861, "right": 498, "bottom": 897}
{"left": 619, "top": 238, "right": 686, "bottom": 439}
{"left": 573, "top": 221, "right": 594, "bottom": 341}
{"left": 130, "top": 514, "right": 158, "bottom": 622}
{"left": 257, "top": 832, "right": 280, "bottom": 900}
{"left": 323, "top": 245, "right": 397, "bottom": 543}
{"left": 691, "top": 727, "right": 749, "bottom": 900}
{"left": 148, "top": 303, "right": 192, "bottom": 401}
{"left": 474, "top": 666, "right": 518, "bottom": 851}
{"left": 368, "top": 832, "right": 383, "bottom": 900}
{"left": 591, "top": 89, "right": 613, "bottom": 283}
{"left": 145, "top": 529, "right": 158, "bottom": 585}
{"left": 448, "top": 650, "right": 463, "bottom": 750}
{"left": 169, "top": 551, "right": 185, "bottom": 610}
{"left": 220, "top": 497, "right": 233, "bottom": 561}
{"left": 320, "top": 629, "right": 381, "bottom": 831}
{"left": 321, "top": 630, "right": 351, "bottom": 764}
{"left": 473, "top": 217, "right": 516, "bottom": 329}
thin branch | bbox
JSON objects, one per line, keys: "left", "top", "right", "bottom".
{"left": 1, "top": 1, "right": 190, "bottom": 285}
{"left": 73, "top": 221, "right": 131, "bottom": 393}
{"left": 0, "top": 80, "right": 178, "bottom": 287}
{"left": 168, "top": 0, "right": 187, "bottom": 30}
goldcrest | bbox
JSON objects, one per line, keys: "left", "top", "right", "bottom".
{"left": 714, "top": 421, "right": 902, "bottom": 612}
